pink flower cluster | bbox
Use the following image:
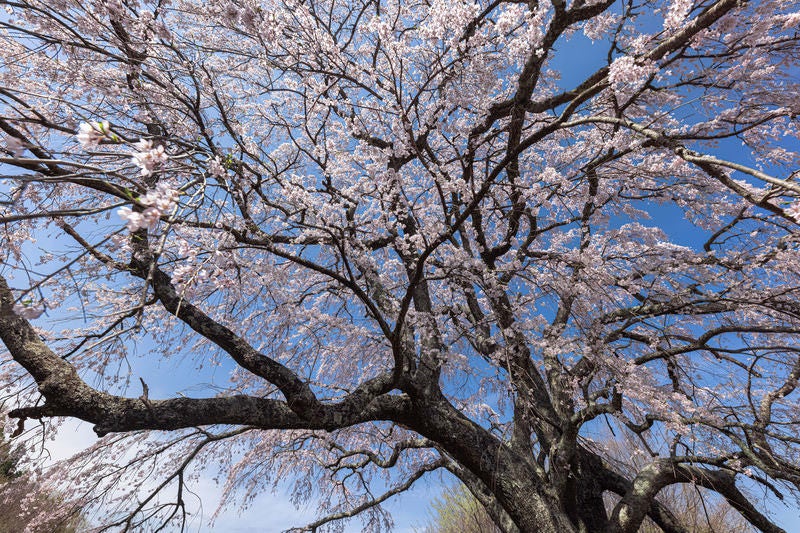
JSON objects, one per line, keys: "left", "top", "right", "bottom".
{"left": 117, "top": 184, "right": 180, "bottom": 232}
{"left": 785, "top": 201, "right": 800, "bottom": 222}
{"left": 663, "top": 0, "right": 692, "bottom": 30}
{"left": 207, "top": 155, "right": 226, "bottom": 178}
{"left": 76, "top": 121, "right": 110, "bottom": 149}
{"left": 608, "top": 56, "right": 656, "bottom": 96}
{"left": 131, "top": 139, "right": 168, "bottom": 176}
{"left": 4, "top": 136, "right": 25, "bottom": 157}
{"left": 12, "top": 301, "right": 44, "bottom": 319}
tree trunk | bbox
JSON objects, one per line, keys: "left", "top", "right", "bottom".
{"left": 409, "top": 397, "right": 580, "bottom": 533}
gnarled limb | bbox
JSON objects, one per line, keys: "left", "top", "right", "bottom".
{"left": 608, "top": 459, "right": 786, "bottom": 533}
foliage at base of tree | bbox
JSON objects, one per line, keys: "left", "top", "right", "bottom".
{"left": 422, "top": 484, "right": 502, "bottom": 533}
{"left": 0, "top": 428, "right": 86, "bottom": 533}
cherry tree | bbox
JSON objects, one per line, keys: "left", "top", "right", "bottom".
{"left": 0, "top": 0, "right": 799, "bottom": 531}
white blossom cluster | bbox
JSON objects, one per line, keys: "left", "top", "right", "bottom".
{"left": 4, "top": 136, "right": 25, "bottom": 157}
{"left": 785, "top": 202, "right": 800, "bottom": 222}
{"left": 663, "top": 0, "right": 693, "bottom": 30}
{"left": 607, "top": 55, "right": 657, "bottom": 97}
{"left": 117, "top": 183, "right": 180, "bottom": 232}
{"left": 12, "top": 302, "right": 44, "bottom": 319}
{"left": 130, "top": 139, "right": 168, "bottom": 176}
{"left": 76, "top": 121, "right": 110, "bottom": 149}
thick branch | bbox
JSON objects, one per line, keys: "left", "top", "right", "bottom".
{"left": 608, "top": 460, "right": 786, "bottom": 533}
{"left": 0, "top": 275, "right": 410, "bottom": 436}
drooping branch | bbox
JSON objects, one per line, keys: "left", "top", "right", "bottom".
{"left": 291, "top": 459, "right": 446, "bottom": 533}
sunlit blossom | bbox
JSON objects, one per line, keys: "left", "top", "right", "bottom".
{"left": 76, "top": 121, "right": 110, "bottom": 149}
{"left": 12, "top": 302, "right": 44, "bottom": 319}
{"left": 785, "top": 201, "right": 800, "bottom": 222}
{"left": 130, "top": 140, "right": 168, "bottom": 176}
{"left": 4, "top": 136, "right": 25, "bottom": 157}
{"left": 117, "top": 184, "right": 179, "bottom": 231}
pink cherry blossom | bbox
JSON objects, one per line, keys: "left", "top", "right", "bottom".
{"left": 140, "top": 183, "right": 180, "bottom": 211}
{"left": 607, "top": 55, "right": 657, "bottom": 96}
{"left": 130, "top": 140, "right": 168, "bottom": 176}
{"left": 117, "top": 206, "right": 162, "bottom": 231}
{"left": 663, "top": 0, "right": 693, "bottom": 30}
{"left": 785, "top": 201, "right": 800, "bottom": 222}
{"left": 207, "top": 155, "right": 226, "bottom": 178}
{"left": 117, "top": 185, "right": 178, "bottom": 231}
{"left": 12, "top": 302, "right": 44, "bottom": 319}
{"left": 4, "top": 136, "right": 25, "bottom": 157}
{"left": 76, "top": 121, "right": 110, "bottom": 149}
